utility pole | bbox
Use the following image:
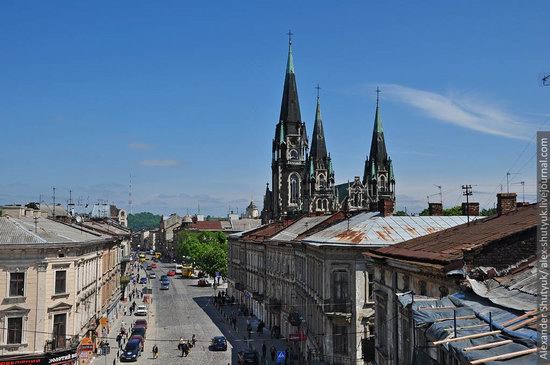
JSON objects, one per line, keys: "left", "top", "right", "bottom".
{"left": 506, "top": 172, "right": 521, "bottom": 193}
{"left": 462, "top": 185, "right": 473, "bottom": 226}
{"left": 521, "top": 181, "right": 525, "bottom": 203}
{"left": 52, "top": 187, "right": 56, "bottom": 218}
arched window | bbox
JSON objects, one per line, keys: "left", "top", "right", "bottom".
{"left": 379, "top": 175, "right": 387, "bottom": 191}
{"left": 317, "top": 200, "right": 322, "bottom": 210}
{"left": 289, "top": 174, "right": 300, "bottom": 204}
{"left": 323, "top": 199, "right": 328, "bottom": 210}
{"left": 289, "top": 149, "right": 299, "bottom": 160}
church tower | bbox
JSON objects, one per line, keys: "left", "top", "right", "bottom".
{"left": 303, "top": 88, "right": 336, "bottom": 213}
{"left": 363, "top": 88, "right": 395, "bottom": 208}
{"left": 269, "top": 34, "right": 309, "bottom": 220}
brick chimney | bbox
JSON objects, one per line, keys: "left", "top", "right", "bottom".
{"left": 378, "top": 198, "right": 394, "bottom": 217}
{"left": 497, "top": 193, "right": 517, "bottom": 215}
{"left": 461, "top": 202, "right": 480, "bottom": 216}
{"left": 428, "top": 203, "right": 443, "bottom": 216}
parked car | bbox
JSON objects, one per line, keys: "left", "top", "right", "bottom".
{"left": 131, "top": 326, "right": 146, "bottom": 339}
{"left": 197, "top": 278, "right": 211, "bottom": 287}
{"left": 242, "top": 351, "right": 259, "bottom": 364}
{"left": 167, "top": 270, "right": 176, "bottom": 276}
{"left": 133, "top": 319, "right": 147, "bottom": 329}
{"left": 128, "top": 335, "right": 144, "bottom": 351}
{"left": 134, "top": 305, "right": 147, "bottom": 316}
{"left": 149, "top": 272, "right": 156, "bottom": 279}
{"left": 139, "top": 277, "right": 147, "bottom": 285}
{"left": 120, "top": 339, "right": 141, "bottom": 362}
{"left": 209, "top": 336, "right": 227, "bottom": 351}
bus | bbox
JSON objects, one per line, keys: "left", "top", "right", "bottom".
{"left": 175, "top": 264, "right": 183, "bottom": 275}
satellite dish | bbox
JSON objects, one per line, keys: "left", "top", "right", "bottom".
{"left": 76, "top": 215, "right": 83, "bottom": 224}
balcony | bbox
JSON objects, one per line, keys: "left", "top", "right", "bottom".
{"left": 324, "top": 301, "right": 353, "bottom": 319}
{"left": 252, "top": 292, "right": 264, "bottom": 302}
{"left": 44, "top": 335, "right": 79, "bottom": 352}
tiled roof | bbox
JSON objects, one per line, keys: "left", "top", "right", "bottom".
{"left": 372, "top": 204, "right": 537, "bottom": 265}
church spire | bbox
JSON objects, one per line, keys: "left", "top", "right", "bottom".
{"left": 369, "top": 87, "right": 388, "bottom": 167}
{"left": 278, "top": 30, "right": 302, "bottom": 127}
{"left": 310, "top": 84, "right": 328, "bottom": 162}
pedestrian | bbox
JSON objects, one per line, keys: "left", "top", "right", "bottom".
{"left": 152, "top": 344, "right": 158, "bottom": 359}
{"left": 270, "top": 345, "right": 276, "bottom": 361}
{"left": 113, "top": 358, "right": 116, "bottom": 365}
{"left": 182, "top": 342, "right": 189, "bottom": 357}
{"left": 262, "top": 342, "right": 266, "bottom": 359}
{"left": 191, "top": 334, "right": 196, "bottom": 347}
{"left": 116, "top": 333, "right": 122, "bottom": 348}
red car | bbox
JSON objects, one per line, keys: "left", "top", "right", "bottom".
{"left": 167, "top": 270, "right": 176, "bottom": 276}
{"left": 151, "top": 263, "right": 157, "bottom": 269}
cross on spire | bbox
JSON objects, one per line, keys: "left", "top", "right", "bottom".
{"left": 287, "top": 29, "right": 293, "bottom": 46}
{"left": 376, "top": 86, "right": 381, "bottom": 107}
{"left": 315, "top": 83, "right": 321, "bottom": 99}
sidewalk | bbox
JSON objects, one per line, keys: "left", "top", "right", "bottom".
{"left": 215, "top": 296, "right": 300, "bottom": 365}
{"left": 91, "top": 262, "right": 147, "bottom": 365}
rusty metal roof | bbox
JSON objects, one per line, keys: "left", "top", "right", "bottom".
{"left": 270, "top": 215, "right": 332, "bottom": 242}
{"left": 302, "top": 211, "right": 473, "bottom": 246}
{"left": 372, "top": 204, "right": 537, "bottom": 265}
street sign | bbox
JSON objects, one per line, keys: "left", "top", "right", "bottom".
{"left": 276, "top": 351, "right": 286, "bottom": 363}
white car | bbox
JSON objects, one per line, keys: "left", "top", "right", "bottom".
{"left": 149, "top": 273, "right": 157, "bottom": 279}
{"left": 135, "top": 305, "right": 148, "bottom": 316}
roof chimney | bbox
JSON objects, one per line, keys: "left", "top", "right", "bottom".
{"left": 378, "top": 198, "right": 394, "bottom": 217}
{"left": 461, "top": 202, "right": 479, "bottom": 216}
{"left": 497, "top": 193, "right": 517, "bottom": 215}
{"left": 428, "top": 203, "right": 443, "bottom": 216}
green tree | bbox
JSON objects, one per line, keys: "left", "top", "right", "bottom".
{"left": 174, "top": 231, "right": 228, "bottom": 277}
{"left": 394, "top": 210, "right": 408, "bottom": 216}
{"left": 127, "top": 212, "right": 162, "bottom": 231}
{"left": 443, "top": 206, "right": 463, "bottom": 216}
{"left": 481, "top": 208, "right": 497, "bottom": 216}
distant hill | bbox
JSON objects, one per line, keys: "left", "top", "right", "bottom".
{"left": 128, "top": 212, "right": 162, "bottom": 231}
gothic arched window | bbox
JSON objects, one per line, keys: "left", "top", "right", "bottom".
{"left": 318, "top": 174, "right": 326, "bottom": 189}
{"left": 289, "top": 149, "right": 299, "bottom": 160}
{"left": 379, "top": 175, "right": 387, "bottom": 191}
{"left": 289, "top": 174, "right": 300, "bottom": 204}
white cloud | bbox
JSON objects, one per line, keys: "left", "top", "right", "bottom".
{"left": 139, "top": 159, "right": 181, "bottom": 167}
{"left": 379, "top": 84, "right": 534, "bottom": 141}
{"left": 129, "top": 143, "right": 154, "bottom": 150}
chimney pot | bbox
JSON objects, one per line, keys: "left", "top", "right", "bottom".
{"left": 497, "top": 193, "right": 517, "bottom": 215}
{"left": 378, "top": 198, "right": 394, "bottom": 217}
{"left": 461, "top": 202, "right": 480, "bottom": 216}
{"left": 428, "top": 203, "right": 443, "bottom": 216}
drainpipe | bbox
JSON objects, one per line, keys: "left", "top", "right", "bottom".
{"left": 392, "top": 272, "right": 399, "bottom": 365}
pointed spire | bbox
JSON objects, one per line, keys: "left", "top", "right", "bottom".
{"left": 286, "top": 30, "right": 294, "bottom": 74}
{"left": 310, "top": 84, "right": 328, "bottom": 162}
{"left": 279, "top": 31, "right": 301, "bottom": 127}
{"left": 369, "top": 86, "right": 388, "bottom": 166}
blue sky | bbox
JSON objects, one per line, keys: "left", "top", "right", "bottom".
{"left": 0, "top": 1, "right": 548, "bottom": 216}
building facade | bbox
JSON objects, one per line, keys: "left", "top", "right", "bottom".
{"left": 0, "top": 205, "right": 125, "bottom": 363}
{"left": 228, "top": 206, "right": 473, "bottom": 363}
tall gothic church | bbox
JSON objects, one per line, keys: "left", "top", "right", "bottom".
{"left": 262, "top": 38, "right": 395, "bottom": 223}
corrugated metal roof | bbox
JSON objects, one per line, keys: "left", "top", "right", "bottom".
{"left": 0, "top": 216, "right": 107, "bottom": 244}
{"left": 230, "top": 219, "right": 262, "bottom": 232}
{"left": 373, "top": 204, "right": 536, "bottom": 264}
{"left": 302, "top": 212, "right": 473, "bottom": 246}
{"left": 271, "top": 215, "right": 332, "bottom": 242}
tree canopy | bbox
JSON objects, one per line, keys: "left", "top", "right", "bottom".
{"left": 174, "top": 231, "right": 228, "bottom": 277}
{"left": 127, "top": 212, "right": 162, "bottom": 231}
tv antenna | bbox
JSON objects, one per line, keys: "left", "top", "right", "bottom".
{"left": 434, "top": 184, "right": 443, "bottom": 204}
{"left": 462, "top": 185, "right": 473, "bottom": 226}
{"left": 506, "top": 172, "right": 520, "bottom": 193}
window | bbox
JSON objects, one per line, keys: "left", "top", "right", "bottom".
{"left": 289, "top": 149, "right": 299, "bottom": 160}
{"left": 376, "top": 295, "right": 388, "bottom": 352}
{"left": 7, "top": 317, "right": 23, "bottom": 344}
{"left": 53, "top": 313, "right": 66, "bottom": 349}
{"left": 367, "top": 272, "right": 374, "bottom": 303}
{"left": 289, "top": 174, "right": 300, "bottom": 204}
{"left": 55, "top": 271, "right": 67, "bottom": 294}
{"left": 419, "top": 280, "right": 427, "bottom": 296}
{"left": 402, "top": 274, "right": 410, "bottom": 291}
{"left": 318, "top": 174, "right": 326, "bottom": 189}
{"left": 379, "top": 175, "right": 387, "bottom": 191}
{"left": 333, "top": 325, "right": 348, "bottom": 355}
{"left": 9, "top": 273, "right": 24, "bottom": 297}
{"left": 332, "top": 270, "right": 349, "bottom": 312}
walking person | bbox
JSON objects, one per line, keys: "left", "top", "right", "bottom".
{"left": 152, "top": 344, "right": 159, "bottom": 359}
{"left": 191, "top": 334, "right": 196, "bottom": 347}
{"left": 270, "top": 345, "right": 276, "bottom": 361}
{"left": 262, "top": 341, "right": 266, "bottom": 360}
